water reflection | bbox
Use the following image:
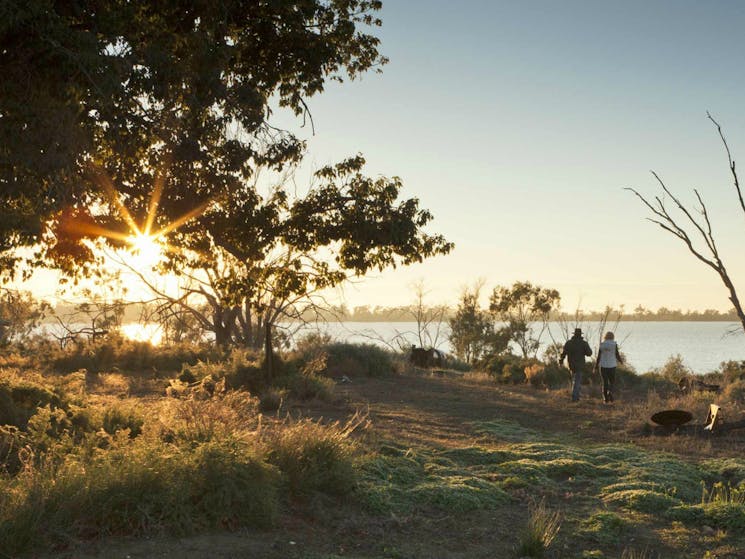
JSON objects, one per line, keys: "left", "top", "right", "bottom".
{"left": 121, "top": 323, "right": 163, "bottom": 346}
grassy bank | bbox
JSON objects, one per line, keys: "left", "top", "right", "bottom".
{"left": 1, "top": 339, "right": 744, "bottom": 557}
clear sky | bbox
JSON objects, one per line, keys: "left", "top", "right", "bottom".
{"left": 20, "top": 1, "right": 745, "bottom": 313}
{"left": 277, "top": 0, "right": 745, "bottom": 312}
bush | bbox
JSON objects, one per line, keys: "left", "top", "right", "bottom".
{"left": 635, "top": 372, "right": 679, "bottom": 395}
{"left": 102, "top": 405, "right": 144, "bottom": 438}
{"left": 49, "top": 337, "right": 221, "bottom": 375}
{"left": 515, "top": 498, "right": 562, "bottom": 558}
{"left": 279, "top": 372, "right": 335, "bottom": 402}
{"left": 259, "top": 388, "right": 287, "bottom": 413}
{"left": 0, "top": 376, "right": 63, "bottom": 429}
{"left": 267, "top": 419, "right": 356, "bottom": 499}
{"left": 721, "top": 360, "right": 745, "bottom": 384}
{"left": 656, "top": 354, "right": 692, "bottom": 382}
{"left": 321, "top": 343, "right": 395, "bottom": 378}
{"left": 479, "top": 353, "right": 519, "bottom": 379}
{"left": 723, "top": 380, "right": 745, "bottom": 403}
{"left": 181, "top": 349, "right": 265, "bottom": 394}
{"left": 0, "top": 436, "right": 278, "bottom": 555}
{"left": 525, "top": 362, "right": 571, "bottom": 389}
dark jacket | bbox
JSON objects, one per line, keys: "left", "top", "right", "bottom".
{"left": 561, "top": 335, "right": 593, "bottom": 372}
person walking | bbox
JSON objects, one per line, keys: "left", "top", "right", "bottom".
{"left": 560, "top": 328, "right": 593, "bottom": 402}
{"left": 595, "top": 331, "right": 624, "bottom": 403}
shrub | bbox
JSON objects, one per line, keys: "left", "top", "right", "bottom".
{"left": 0, "top": 375, "right": 64, "bottom": 429}
{"left": 656, "top": 354, "right": 692, "bottom": 382}
{"left": 267, "top": 419, "right": 356, "bottom": 499}
{"left": 614, "top": 365, "right": 640, "bottom": 388}
{"left": 525, "top": 362, "right": 570, "bottom": 389}
{"left": 259, "top": 388, "right": 287, "bottom": 413}
{"left": 480, "top": 353, "right": 519, "bottom": 379}
{"left": 320, "top": 343, "right": 394, "bottom": 378}
{"left": 721, "top": 360, "right": 745, "bottom": 384}
{"left": 635, "top": 372, "right": 679, "bottom": 395}
{"left": 102, "top": 405, "right": 144, "bottom": 438}
{"left": 0, "top": 436, "right": 278, "bottom": 555}
{"left": 580, "top": 511, "right": 629, "bottom": 545}
{"left": 168, "top": 390, "right": 259, "bottom": 443}
{"left": 723, "top": 380, "right": 745, "bottom": 403}
{"left": 279, "top": 372, "right": 335, "bottom": 402}
{"left": 49, "top": 338, "right": 221, "bottom": 375}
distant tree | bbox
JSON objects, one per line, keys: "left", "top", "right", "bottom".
{"left": 405, "top": 280, "right": 448, "bottom": 349}
{"left": 1, "top": 0, "right": 387, "bottom": 276}
{"left": 489, "top": 281, "right": 560, "bottom": 358}
{"left": 627, "top": 114, "right": 745, "bottom": 338}
{"left": 51, "top": 276, "right": 127, "bottom": 347}
{"left": 0, "top": 289, "right": 49, "bottom": 345}
{"left": 449, "top": 282, "right": 507, "bottom": 364}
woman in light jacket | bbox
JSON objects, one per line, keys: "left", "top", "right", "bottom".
{"left": 596, "top": 331, "right": 623, "bottom": 403}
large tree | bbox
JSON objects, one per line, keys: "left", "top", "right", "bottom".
{"left": 117, "top": 156, "right": 452, "bottom": 376}
{"left": 1, "top": 0, "right": 387, "bottom": 274}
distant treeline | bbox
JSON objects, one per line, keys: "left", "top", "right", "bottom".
{"left": 307, "top": 305, "right": 741, "bottom": 323}
{"left": 44, "top": 302, "right": 740, "bottom": 324}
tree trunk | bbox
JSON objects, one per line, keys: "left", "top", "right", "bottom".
{"left": 264, "top": 319, "right": 274, "bottom": 382}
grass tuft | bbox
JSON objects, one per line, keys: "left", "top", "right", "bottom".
{"left": 515, "top": 498, "right": 562, "bottom": 558}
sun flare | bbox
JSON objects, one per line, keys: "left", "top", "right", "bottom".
{"left": 127, "top": 232, "right": 164, "bottom": 271}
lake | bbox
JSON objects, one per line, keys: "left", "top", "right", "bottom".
{"left": 292, "top": 321, "right": 745, "bottom": 374}
{"left": 44, "top": 320, "right": 745, "bottom": 374}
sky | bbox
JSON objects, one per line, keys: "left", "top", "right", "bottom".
{"left": 20, "top": 1, "right": 745, "bottom": 313}
{"left": 275, "top": 0, "right": 745, "bottom": 312}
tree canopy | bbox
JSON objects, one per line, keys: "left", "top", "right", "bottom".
{"left": 1, "top": 0, "right": 387, "bottom": 274}
{"left": 125, "top": 156, "right": 453, "bottom": 355}
{"left": 489, "top": 281, "right": 560, "bottom": 358}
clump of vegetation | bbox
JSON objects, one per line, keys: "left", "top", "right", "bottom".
{"left": 267, "top": 418, "right": 358, "bottom": 499}
{"left": 515, "top": 498, "right": 562, "bottom": 558}
{"left": 102, "top": 404, "right": 145, "bottom": 438}
{"left": 359, "top": 444, "right": 510, "bottom": 515}
{"left": 0, "top": 435, "right": 279, "bottom": 555}
{"left": 295, "top": 334, "right": 396, "bottom": 379}
{"left": 580, "top": 511, "right": 630, "bottom": 545}
{"left": 656, "top": 354, "right": 692, "bottom": 383}
{"left": 258, "top": 387, "right": 287, "bottom": 413}
{"left": 49, "top": 336, "right": 221, "bottom": 375}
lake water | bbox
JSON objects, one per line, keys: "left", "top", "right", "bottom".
{"left": 293, "top": 321, "right": 745, "bottom": 374}
{"left": 43, "top": 320, "right": 745, "bottom": 374}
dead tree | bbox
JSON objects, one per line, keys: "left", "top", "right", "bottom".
{"left": 626, "top": 113, "right": 745, "bottom": 337}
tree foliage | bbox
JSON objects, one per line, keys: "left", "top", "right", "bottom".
{"left": 448, "top": 283, "right": 507, "bottom": 364}
{"left": 489, "top": 281, "right": 560, "bottom": 358}
{"left": 0, "top": 289, "right": 49, "bottom": 345}
{"left": 1, "top": 0, "right": 387, "bottom": 275}
{"left": 123, "top": 156, "right": 452, "bottom": 359}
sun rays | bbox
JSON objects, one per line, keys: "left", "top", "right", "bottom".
{"left": 71, "top": 164, "right": 214, "bottom": 271}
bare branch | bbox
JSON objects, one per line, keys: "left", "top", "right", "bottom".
{"left": 707, "top": 111, "right": 745, "bottom": 218}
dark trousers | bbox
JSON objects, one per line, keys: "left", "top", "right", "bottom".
{"left": 600, "top": 367, "right": 616, "bottom": 403}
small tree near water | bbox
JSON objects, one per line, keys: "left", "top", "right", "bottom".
{"left": 489, "top": 281, "right": 560, "bottom": 358}
{"left": 448, "top": 282, "right": 507, "bottom": 364}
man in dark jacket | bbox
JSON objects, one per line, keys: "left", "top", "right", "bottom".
{"left": 560, "top": 328, "right": 593, "bottom": 401}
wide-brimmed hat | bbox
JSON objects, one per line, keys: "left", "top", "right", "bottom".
{"left": 574, "top": 328, "right": 582, "bottom": 336}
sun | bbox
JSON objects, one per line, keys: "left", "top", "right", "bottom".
{"left": 126, "top": 232, "right": 164, "bottom": 271}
